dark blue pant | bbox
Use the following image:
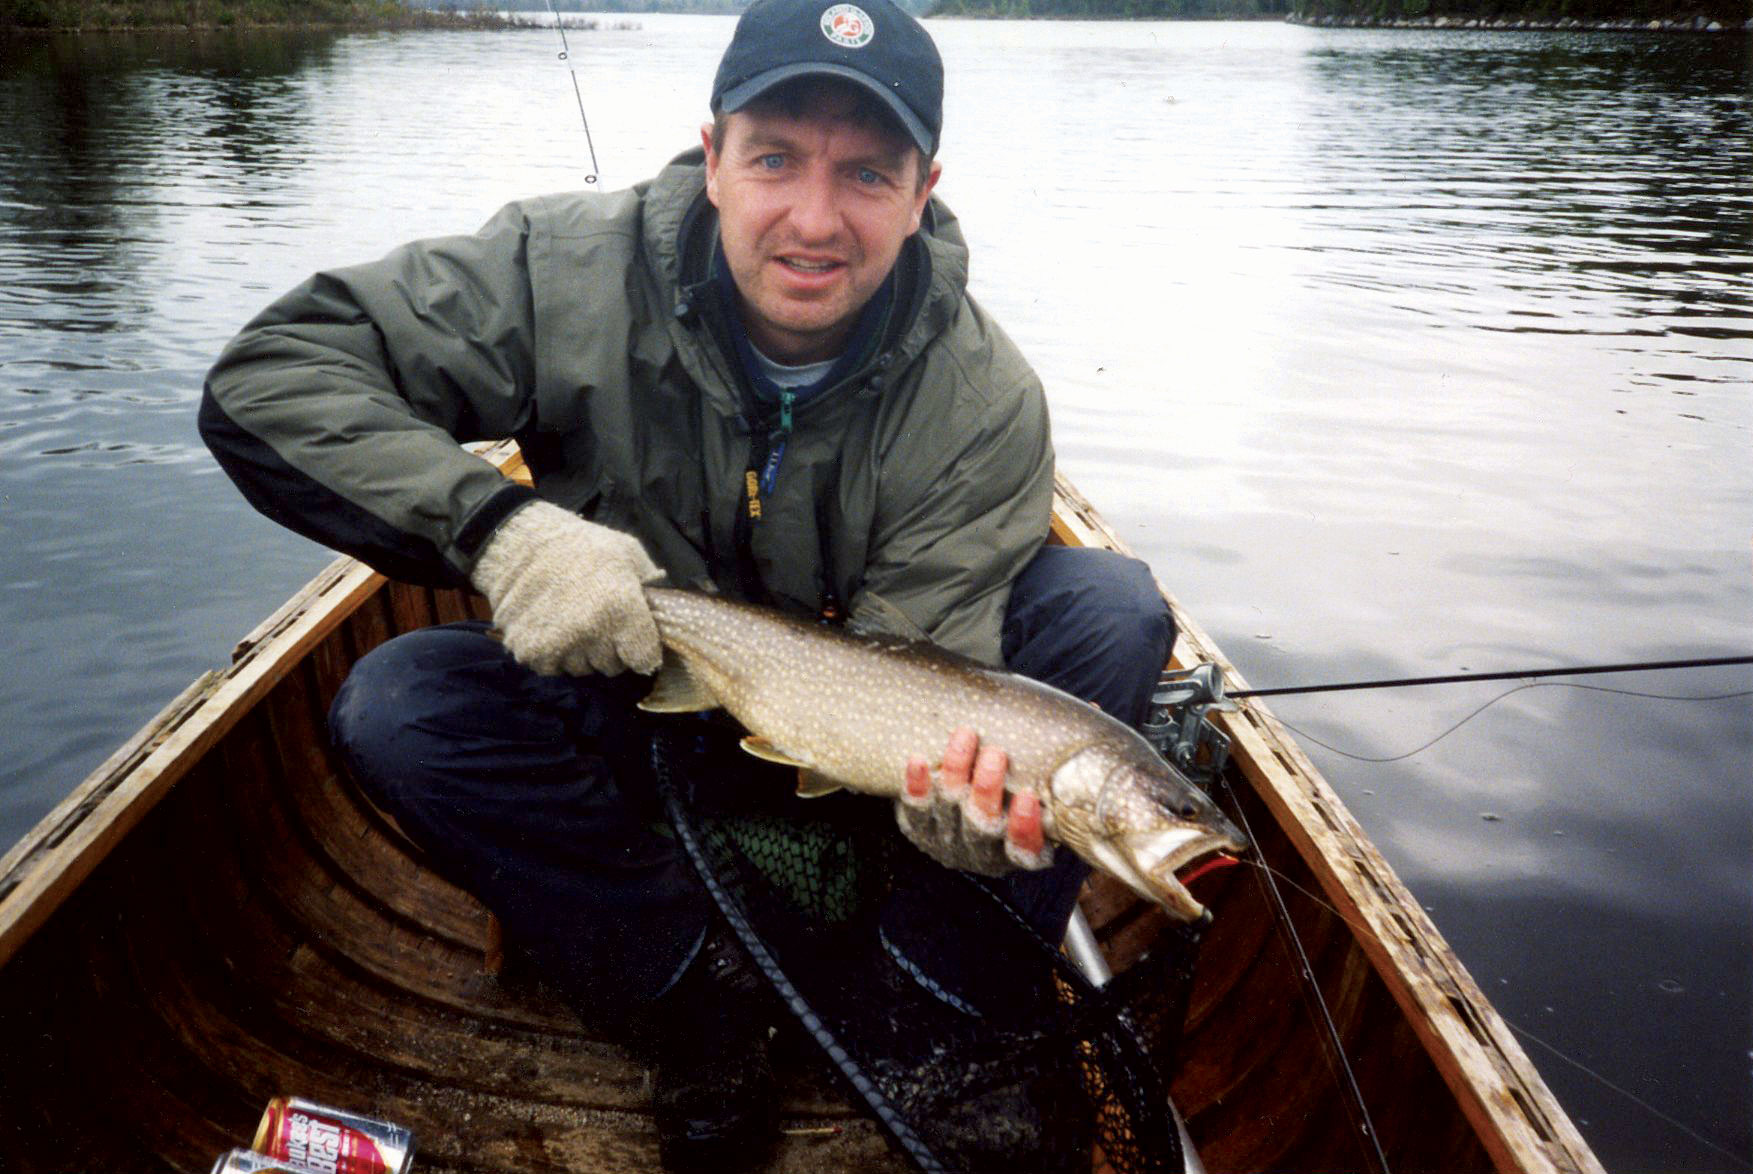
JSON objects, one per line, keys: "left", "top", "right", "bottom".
{"left": 330, "top": 546, "right": 1173, "bottom": 1017}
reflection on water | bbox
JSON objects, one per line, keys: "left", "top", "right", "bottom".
{"left": 1, "top": 19, "right": 1748, "bottom": 1173}
{"left": 1295, "top": 38, "right": 1749, "bottom": 347}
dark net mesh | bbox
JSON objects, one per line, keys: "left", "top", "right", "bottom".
{"left": 652, "top": 730, "right": 1200, "bottom": 1174}
{"left": 715, "top": 811, "right": 871, "bottom": 925}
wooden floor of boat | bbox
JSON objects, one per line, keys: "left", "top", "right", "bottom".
{"left": 0, "top": 577, "right": 1499, "bottom": 1173}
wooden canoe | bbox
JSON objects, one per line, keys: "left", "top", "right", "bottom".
{"left": 0, "top": 445, "right": 1604, "bottom": 1174}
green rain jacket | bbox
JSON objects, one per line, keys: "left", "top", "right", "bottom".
{"left": 199, "top": 149, "right": 1053, "bottom": 664}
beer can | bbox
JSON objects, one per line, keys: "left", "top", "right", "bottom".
{"left": 253, "top": 1096, "right": 416, "bottom": 1174}
{"left": 211, "top": 1149, "right": 310, "bottom": 1174}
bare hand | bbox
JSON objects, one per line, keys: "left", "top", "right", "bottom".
{"left": 894, "top": 726, "right": 1052, "bottom": 874}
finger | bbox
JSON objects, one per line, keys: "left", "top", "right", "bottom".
{"left": 903, "top": 756, "right": 932, "bottom": 805}
{"left": 556, "top": 639, "right": 596, "bottom": 678}
{"left": 1006, "top": 791, "right": 1047, "bottom": 862}
{"left": 967, "top": 745, "right": 1008, "bottom": 830}
{"left": 896, "top": 793, "right": 936, "bottom": 846}
{"left": 940, "top": 727, "right": 978, "bottom": 796}
{"left": 585, "top": 647, "right": 622, "bottom": 679}
{"left": 897, "top": 785, "right": 959, "bottom": 856}
{"left": 620, "top": 625, "right": 662, "bottom": 677}
{"left": 575, "top": 631, "right": 618, "bottom": 677}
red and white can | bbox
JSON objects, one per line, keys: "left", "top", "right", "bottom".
{"left": 211, "top": 1150, "right": 309, "bottom": 1174}
{"left": 252, "top": 1096, "right": 415, "bottom": 1174}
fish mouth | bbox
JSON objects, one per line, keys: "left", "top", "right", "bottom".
{"left": 1153, "top": 830, "right": 1246, "bottom": 922}
{"left": 1092, "top": 826, "right": 1247, "bottom": 922}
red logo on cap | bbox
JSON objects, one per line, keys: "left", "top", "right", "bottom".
{"left": 820, "top": 4, "right": 874, "bottom": 47}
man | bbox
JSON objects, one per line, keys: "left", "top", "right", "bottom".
{"left": 200, "top": 0, "right": 1173, "bottom": 1168}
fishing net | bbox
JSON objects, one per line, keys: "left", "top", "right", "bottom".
{"left": 651, "top": 728, "right": 1203, "bottom": 1174}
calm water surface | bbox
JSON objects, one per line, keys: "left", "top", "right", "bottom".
{"left": 1, "top": 18, "right": 1748, "bottom": 1172}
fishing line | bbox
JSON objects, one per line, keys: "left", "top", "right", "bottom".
{"left": 1226, "top": 858, "right": 1753, "bottom": 1167}
{"left": 1217, "top": 776, "right": 1395, "bottom": 1174}
{"left": 1231, "top": 857, "right": 1376, "bottom": 942}
{"left": 542, "top": 0, "right": 601, "bottom": 183}
{"left": 1266, "top": 679, "right": 1753, "bottom": 765}
{"left": 1506, "top": 1023, "right": 1753, "bottom": 1171}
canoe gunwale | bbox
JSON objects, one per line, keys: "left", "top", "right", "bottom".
{"left": 0, "top": 555, "right": 387, "bottom": 970}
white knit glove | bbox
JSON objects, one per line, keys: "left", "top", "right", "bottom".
{"left": 896, "top": 785, "right": 1020, "bottom": 876}
{"left": 893, "top": 734, "right": 1054, "bottom": 876}
{"left": 470, "top": 500, "right": 664, "bottom": 677}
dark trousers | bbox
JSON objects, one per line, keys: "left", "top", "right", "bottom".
{"left": 330, "top": 545, "right": 1173, "bottom": 1017}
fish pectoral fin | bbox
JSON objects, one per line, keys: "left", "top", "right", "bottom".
{"left": 794, "top": 770, "right": 844, "bottom": 799}
{"left": 637, "top": 653, "right": 717, "bottom": 713}
{"left": 739, "top": 735, "right": 809, "bottom": 768}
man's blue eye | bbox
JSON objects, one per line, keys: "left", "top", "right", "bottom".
{"left": 857, "top": 168, "right": 882, "bottom": 185}
{"left": 759, "top": 154, "right": 784, "bottom": 170}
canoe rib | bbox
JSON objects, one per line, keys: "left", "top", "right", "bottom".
{"left": 1051, "top": 471, "right": 1601, "bottom": 1174}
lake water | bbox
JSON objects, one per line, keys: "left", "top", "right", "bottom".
{"left": 1, "top": 16, "right": 1748, "bottom": 1172}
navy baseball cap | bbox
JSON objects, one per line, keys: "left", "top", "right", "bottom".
{"left": 710, "top": 0, "right": 944, "bottom": 156}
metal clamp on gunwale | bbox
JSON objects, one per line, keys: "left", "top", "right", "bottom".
{"left": 1142, "top": 664, "right": 1234, "bottom": 789}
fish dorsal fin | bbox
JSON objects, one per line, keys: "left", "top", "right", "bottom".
{"left": 638, "top": 653, "right": 718, "bottom": 713}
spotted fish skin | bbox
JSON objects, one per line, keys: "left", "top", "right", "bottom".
{"left": 639, "top": 587, "right": 1247, "bottom": 920}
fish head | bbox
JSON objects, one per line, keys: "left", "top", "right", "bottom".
{"left": 1049, "top": 741, "right": 1248, "bottom": 922}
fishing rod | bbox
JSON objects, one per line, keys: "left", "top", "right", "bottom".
{"left": 1143, "top": 655, "right": 1753, "bottom": 779}
{"left": 1229, "top": 654, "right": 1753, "bottom": 699}
{"left": 542, "top": 0, "right": 602, "bottom": 184}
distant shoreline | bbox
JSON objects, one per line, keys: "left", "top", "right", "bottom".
{"left": 8, "top": 0, "right": 1747, "bottom": 30}
{"left": 0, "top": 1, "right": 530, "bottom": 32}
{"left": 1284, "top": 7, "right": 1746, "bottom": 27}
{"left": 925, "top": 1, "right": 1747, "bottom": 25}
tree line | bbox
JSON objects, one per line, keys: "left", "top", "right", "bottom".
{"left": 1, "top": 0, "right": 520, "bottom": 29}
{"left": 1281, "top": 0, "right": 1743, "bottom": 21}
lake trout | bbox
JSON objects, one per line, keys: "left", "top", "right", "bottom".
{"left": 637, "top": 587, "right": 1247, "bottom": 921}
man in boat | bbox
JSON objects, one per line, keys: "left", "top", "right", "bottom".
{"left": 200, "top": 0, "right": 1173, "bottom": 1167}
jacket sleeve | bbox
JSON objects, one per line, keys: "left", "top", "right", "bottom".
{"left": 850, "top": 364, "right": 1054, "bottom": 666}
{"left": 198, "top": 201, "right": 544, "bottom": 587}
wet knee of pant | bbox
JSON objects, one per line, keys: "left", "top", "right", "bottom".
{"left": 327, "top": 622, "right": 502, "bottom": 791}
{"left": 1004, "top": 547, "right": 1175, "bottom": 721}
{"left": 1080, "top": 551, "right": 1172, "bottom": 649}
{"left": 1008, "top": 547, "right": 1171, "bottom": 644}
{"left": 1093, "top": 554, "right": 1175, "bottom": 656}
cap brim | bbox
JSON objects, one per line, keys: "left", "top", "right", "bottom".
{"left": 717, "top": 62, "right": 934, "bottom": 155}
